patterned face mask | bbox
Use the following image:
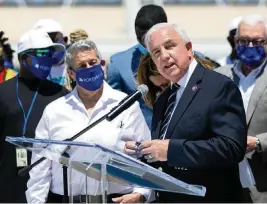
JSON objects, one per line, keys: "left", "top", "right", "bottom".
{"left": 236, "top": 45, "right": 266, "bottom": 66}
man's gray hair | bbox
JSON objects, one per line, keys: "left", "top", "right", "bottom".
{"left": 144, "top": 23, "right": 190, "bottom": 53}
{"left": 236, "top": 14, "right": 267, "bottom": 37}
{"left": 66, "top": 40, "right": 102, "bottom": 68}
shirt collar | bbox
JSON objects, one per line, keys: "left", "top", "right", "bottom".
{"left": 66, "top": 81, "right": 117, "bottom": 107}
{"left": 171, "top": 58, "right": 198, "bottom": 88}
{"left": 233, "top": 60, "right": 266, "bottom": 79}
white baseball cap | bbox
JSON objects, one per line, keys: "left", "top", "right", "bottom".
{"left": 229, "top": 16, "right": 243, "bottom": 32}
{"left": 17, "top": 29, "right": 65, "bottom": 54}
{"left": 32, "top": 18, "right": 63, "bottom": 34}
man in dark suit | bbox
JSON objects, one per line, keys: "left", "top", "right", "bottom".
{"left": 106, "top": 4, "right": 167, "bottom": 129}
{"left": 136, "top": 23, "right": 247, "bottom": 202}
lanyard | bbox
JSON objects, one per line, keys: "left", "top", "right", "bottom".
{"left": 16, "top": 76, "right": 39, "bottom": 137}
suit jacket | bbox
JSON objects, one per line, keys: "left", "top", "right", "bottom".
{"left": 107, "top": 45, "right": 152, "bottom": 128}
{"left": 216, "top": 62, "right": 267, "bottom": 193}
{"left": 152, "top": 63, "right": 247, "bottom": 203}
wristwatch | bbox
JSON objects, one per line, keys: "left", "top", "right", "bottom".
{"left": 256, "top": 137, "right": 262, "bottom": 153}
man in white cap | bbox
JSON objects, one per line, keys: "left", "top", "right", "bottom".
{"left": 33, "top": 18, "right": 68, "bottom": 87}
{"left": 217, "top": 16, "right": 243, "bottom": 66}
{"left": 0, "top": 29, "right": 69, "bottom": 202}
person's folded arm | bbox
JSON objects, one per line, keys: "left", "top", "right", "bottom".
{"left": 167, "top": 78, "right": 247, "bottom": 168}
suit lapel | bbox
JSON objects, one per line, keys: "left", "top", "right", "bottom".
{"left": 165, "top": 63, "right": 204, "bottom": 139}
{"left": 247, "top": 62, "right": 267, "bottom": 124}
{"left": 152, "top": 87, "right": 171, "bottom": 140}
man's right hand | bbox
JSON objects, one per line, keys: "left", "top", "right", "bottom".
{"left": 124, "top": 141, "right": 141, "bottom": 157}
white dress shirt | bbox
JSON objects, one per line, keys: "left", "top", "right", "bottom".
{"left": 162, "top": 59, "right": 197, "bottom": 139}
{"left": 233, "top": 61, "right": 266, "bottom": 188}
{"left": 26, "top": 82, "right": 151, "bottom": 203}
{"left": 234, "top": 61, "right": 265, "bottom": 112}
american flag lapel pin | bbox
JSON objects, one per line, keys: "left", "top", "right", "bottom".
{"left": 192, "top": 85, "right": 198, "bottom": 92}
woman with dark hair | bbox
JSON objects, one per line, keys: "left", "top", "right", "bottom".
{"left": 136, "top": 53, "right": 220, "bottom": 108}
{"left": 136, "top": 54, "right": 170, "bottom": 108}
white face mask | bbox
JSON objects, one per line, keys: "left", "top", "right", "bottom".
{"left": 47, "top": 64, "right": 67, "bottom": 86}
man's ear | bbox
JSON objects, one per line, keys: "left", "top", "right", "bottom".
{"left": 100, "top": 59, "right": 106, "bottom": 67}
{"left": 185, "top": 42, "right": 192, "bottom": 52}
{"left": 100, "top": 59, "right": 107, "bottom": 80}
{"left": 67, "top": 68, "right": 75, "bottom": 81}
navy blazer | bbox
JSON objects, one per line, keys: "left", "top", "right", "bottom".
{"left": 107, "top": 45, "right": 152, "bottom": 128}
{"left": 152, "top": 63, "right": 247, "bottom": 203}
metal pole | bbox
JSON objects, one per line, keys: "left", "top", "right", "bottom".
{"left": 142, "top": 0, "right": 164, "bottom": 6}
{"left": 258, "top": 0, "right": 266, "bottom": 7}
{"left": 123, "top": 0, "right": 142, "bottom": 40}
{"left": 214, "top": 0, "right": 226, "bottom": 6}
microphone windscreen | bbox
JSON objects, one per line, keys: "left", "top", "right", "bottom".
{"left": 137, "top": 84, "right": 149, "bottom": 96}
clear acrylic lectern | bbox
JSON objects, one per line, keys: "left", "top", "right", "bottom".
{"left": 6, "top": 136, "right": 206, "bottom": 203}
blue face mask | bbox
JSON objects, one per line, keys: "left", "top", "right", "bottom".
{"left": 53, "top": 51, "right": 65, "bottom": 64}
{"left": 53, "top": 40, "right": 66, "bottom": 64}
{"left": 23, "top": 55, "right": 56, "bottom": 80}
{"left": 236, "top": 45, "right": 266, "bottom": 66}
{"left": 137, "top": 44, "right": 148, "bottom": 55}
{"left": 75, "top": 64, "right": 104, "bottom": 91}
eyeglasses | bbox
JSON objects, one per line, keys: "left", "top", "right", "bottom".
{"left": 24, "top": 48, "right": 53, "bottom": 57}
{"left": 237, "top": 38, "right": 267, "bottom": 46}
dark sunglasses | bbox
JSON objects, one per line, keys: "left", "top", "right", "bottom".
{"left": 237, "top": 38, "right": 267, "bottom": 46}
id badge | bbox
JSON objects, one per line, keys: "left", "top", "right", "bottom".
{"left": 16, "top": 147, "right": 28, "bottom": 167}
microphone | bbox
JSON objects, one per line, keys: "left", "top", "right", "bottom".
{"left": 106, "top": 84, "right": 148, "bottom": 121}
{"left": 18, "top": 84, "right": 148, "bottom": 176}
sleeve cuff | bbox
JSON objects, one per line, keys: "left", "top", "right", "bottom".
{"left": 132, "top": 187, "right": 153, "bottom": 202}
{"left": 167, "top": 139, "right": 185, "bottom": 166}
{"left": 115, "top": 141, "right": 125, "bottom": 152}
